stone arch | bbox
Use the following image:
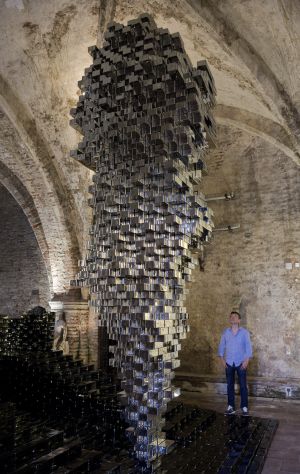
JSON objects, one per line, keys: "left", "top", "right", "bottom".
{"left": 0, "top": 161, "right": 52, "bottom": 291}
{"left": 187, "top": 0, "right": 300, "bottom": 156}
{"left": 215, "top": 105, "right": 300, "bottom": 166}
{"left": 0, "top": 95, "right": 80, "bottom": 294}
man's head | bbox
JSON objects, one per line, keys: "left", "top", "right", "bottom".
{"left": 229, "top": 311, "right": 241, "bottom": 326}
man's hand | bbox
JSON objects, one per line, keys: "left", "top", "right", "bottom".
{"left": 241, "top": 358, "right": 249, "bottom": 369}
{"left": 219, "top": 357, "right": 226, "bottom": 369}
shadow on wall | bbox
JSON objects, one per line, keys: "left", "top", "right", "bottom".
{"left": 0, "top": 184, "right": 50, "bottom": 316}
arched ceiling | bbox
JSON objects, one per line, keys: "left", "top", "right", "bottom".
{"left": 0, "top": 0, "right": 299, "bottom": 292}
{"left": 0, "top": 108, "right": 79, "bottom": 293}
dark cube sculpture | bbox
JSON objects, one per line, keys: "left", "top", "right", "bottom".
{"left": 70, "top": 13, "right": 216, "bottom": 466}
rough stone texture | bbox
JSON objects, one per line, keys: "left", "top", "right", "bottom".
{"left": 0, "top": 109, "right": 80, "bottom": 294}
{"left": 0, "top": 0, "right": 98, "bottom": 294}
{"left": 0, "top": 0, "right": 299, "bottom": 294}
{"left": 180, "top": 125, "right": 300, "bottom": 381}
{"left": 88, "top": 310, "right": 99, "bottom": 367}
{"left": 176, "top": 373, "right": 300, "bottom": 400}
{"left": 0, "top": 183, "right": 50, "bottom": 316}
{"left": 0, "top": 0, "right": 299, "bottom": 391}
{"left": 64, "top": 301, "right": 90, "bottom": 364}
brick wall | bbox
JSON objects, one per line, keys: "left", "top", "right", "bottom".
{"left": 2, "top": 122, "right": 299, "bottom": 380}
{"left": 180, "top": 126, "right": 300, "bottom": 380}
{"left": 0, "top": 184, "right": 50, "bottom": 316}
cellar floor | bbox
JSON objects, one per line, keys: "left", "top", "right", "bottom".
{"left": 181, "top": 391, "right": 300, "bottom": 474}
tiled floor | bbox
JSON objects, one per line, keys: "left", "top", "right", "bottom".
{"left": 181, "top": 391, "right": 300, "bottom": 474}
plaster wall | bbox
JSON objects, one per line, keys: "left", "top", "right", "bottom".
{"left": 181, "top": 125, "right": 300, "bottom": 381}
{"left": 0, "top": 0, "right": 299, "bottom": 296}
{"left": 0, "top": 0, "right": 299, "bottom": 389}
{"left": 0, "top": 184, "right": 50, "bottom": 316}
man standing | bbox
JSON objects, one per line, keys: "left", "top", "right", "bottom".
{"left": 218, "top": 311, "right": 253, "bottom": 416}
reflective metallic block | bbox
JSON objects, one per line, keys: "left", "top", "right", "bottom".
{"left": 70, "top": 13, "right": 216, "bottom": 466}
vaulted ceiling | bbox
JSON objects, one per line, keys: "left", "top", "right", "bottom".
{"left": 0, "top": 0, "right": 299, "bottom": 294}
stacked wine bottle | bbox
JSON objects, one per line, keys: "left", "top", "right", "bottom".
{"left": 0, "top": 308, "right": 136, "bottom": 473}
{"left": 0, "top": 309, "right": 277, "bottom": 473}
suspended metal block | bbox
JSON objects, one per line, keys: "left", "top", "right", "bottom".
{"left": 70, "top": 13, "right": 216, "bottom": 467}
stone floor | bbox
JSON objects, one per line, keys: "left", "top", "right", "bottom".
{"left": 181, "top": 391, "right": 300, "bottom": 474}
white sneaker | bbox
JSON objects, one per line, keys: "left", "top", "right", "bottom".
{"left": 242, "top": 407, "right": 250, "bottom": 416}
{"left": 224, "top": 405, "right": 236, "bottom": 415}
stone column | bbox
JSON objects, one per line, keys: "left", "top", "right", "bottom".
{"left": 88, "top": 308, "right": 99, "bottom": 368}
{"left": 63, "top": 300, "right": 89, "bottom": 364}
{"left": 50, "top": 290, "right": 98, "bottom": 366}
{"left": 49, "top": 299, "right": 67, "bottom": 353}
{"left": 49, "top": 299, "right": 64, "bottom": 316}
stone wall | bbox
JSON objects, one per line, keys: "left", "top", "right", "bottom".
{"left": 0, "top": 184, "right": 50, "bottom": 316}
{"left": 180, "top": 125, "right": 300, "bottom": 382}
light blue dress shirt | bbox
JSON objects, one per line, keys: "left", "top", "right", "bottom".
{"left": 218, "top": 327, "right": 253, "bottom": 366}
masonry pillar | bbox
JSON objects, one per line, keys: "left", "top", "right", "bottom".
{"left": 88, "top": 308, "right": 99, "bottom": 368}
{"left": 49, "top": 299, "right": 68, "bottom": 354}
{"left": 50, "top": 289, "right": 98, "bottom": 366}
{"left": 48, "top": 299, "right": 64, "bottom": 317}
{"left": 63, "top": 300, "right": 89, "bottom": 364}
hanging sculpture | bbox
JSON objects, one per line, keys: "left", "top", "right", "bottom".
{"left": 70, "top": 13, "right": 216, "bottom": 466}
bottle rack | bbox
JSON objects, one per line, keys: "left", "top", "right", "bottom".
{"left": 0, "top": 308, "right": 277, "bottom": 472}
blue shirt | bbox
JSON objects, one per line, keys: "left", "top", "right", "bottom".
{"left": 218, "top": 327, "right": 253, "bottom": 366}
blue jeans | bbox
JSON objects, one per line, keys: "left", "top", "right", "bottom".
{"left": 225, "top": 363, "right": 248, "bottom": 409}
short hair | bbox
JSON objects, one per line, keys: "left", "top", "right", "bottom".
{"left": 230, "top": 311, "right": 241, "bottom": 319}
